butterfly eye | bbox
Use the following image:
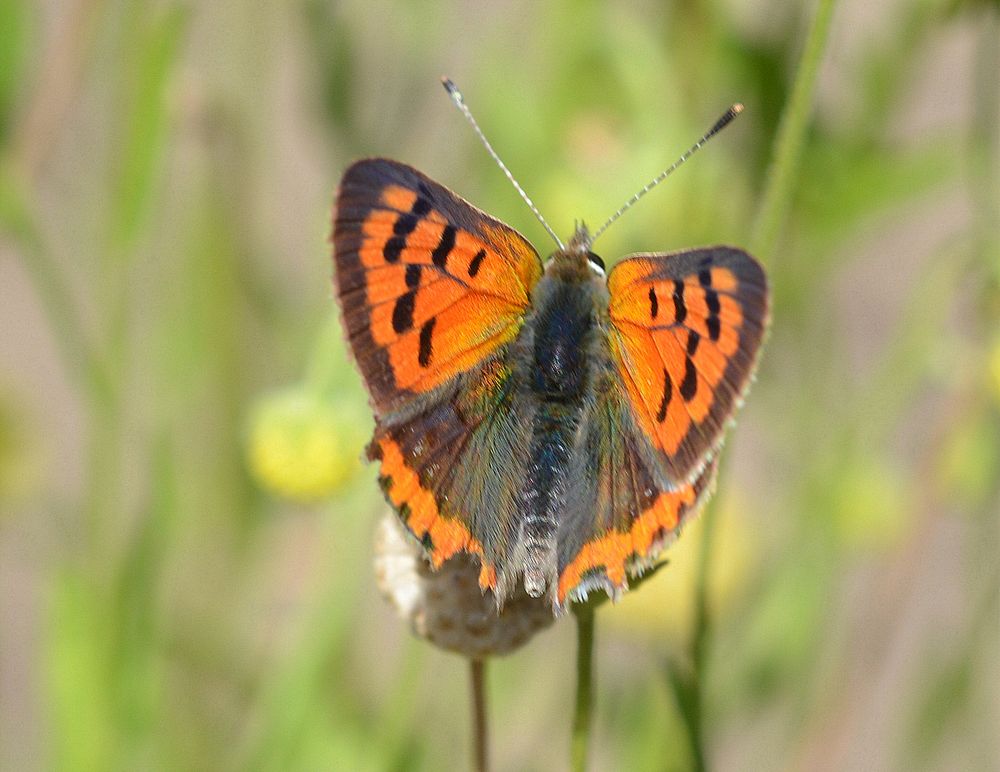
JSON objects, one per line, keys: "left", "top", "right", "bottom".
{"left": 587, "top": 252, "right": 606, "bottom": 273}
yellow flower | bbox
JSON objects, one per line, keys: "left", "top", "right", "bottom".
{"left": 247, "top": 387, "right": 367, "bottom": 501}
{"left": 832, "top": 459, "right": 910, "bottom": 550}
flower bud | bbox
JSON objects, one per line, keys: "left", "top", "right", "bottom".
{"left": 247, "top": 387, "right": 365, "bottom": 501}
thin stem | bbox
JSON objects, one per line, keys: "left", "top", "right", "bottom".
{"left": 970, "top": 7, "right": 999, "bottom": 272}
{"left": 0, "top": 0, "right": 112, "bottom": 409}
{"left": 692, "top": 484, "right": 722, "bottom": 678}
{"left": 667, "top": 472, "right": 725, "bottom": 772}
{"left": 689, "top": 493, "right": 722, "bottom": 771}
{"left": 751, "top": 0, "right": 839, "bottom": 258}
{"left": 571, "top": 605, "right": 596, "bottom": 772}
{"left": 9, "top": 0, "right": 104, "bottom": 183}
{"left": 470, "top": 658, "right": 489, "bottom": 772}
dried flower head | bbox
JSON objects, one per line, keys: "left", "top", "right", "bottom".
{"left": 373, "top": 514, "right": 555, "bottom": 657}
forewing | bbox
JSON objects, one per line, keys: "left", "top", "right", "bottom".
{"left": 607, "top": 247, "right": 768, "bottom": 485}
{"left": 333, "top": 159, "right": 543, "bottom": 417}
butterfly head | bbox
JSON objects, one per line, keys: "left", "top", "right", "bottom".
{"left": 545, "top": 221, "right": 606, "bottom": 277}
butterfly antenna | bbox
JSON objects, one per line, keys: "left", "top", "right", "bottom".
{"left": 442, "top": 77, "right": 564, "bottom": 250}
{"left": 590, "top": 103, "right": 744, "bottom": 246}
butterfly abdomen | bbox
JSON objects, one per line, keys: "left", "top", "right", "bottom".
{"left": 519, "top": 275, "right": 596, "bottom": 597}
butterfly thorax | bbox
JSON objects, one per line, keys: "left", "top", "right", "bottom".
{"left": 529, "top": 262, "right": 601, "bottom": 397}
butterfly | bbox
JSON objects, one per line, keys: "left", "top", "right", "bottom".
{"left": 332, "top": 90, "right": 769, "bottom": 613}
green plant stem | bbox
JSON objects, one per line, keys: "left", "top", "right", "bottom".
{"left": 752, "top": 0, "right": 839, "bottom": 258}
{"left": 692, "top": 487, "right": 721, "bottom": 679}
{"left": 971, "top": 6, "right": 999, "bottom": 273}
{"left": 571, "top": 605, "right": 595, "bottom": 772}
{"left": 470, "top": 658, "right": 489, "bottom": 772}
{"left": 689, "top": 493, "right": 721, "bottom": 771}
{"left": 667, "top": 459, "right": 732, "bottom": 772}
{"left": 670, "top": 664, "right": 705, "bottom": 772}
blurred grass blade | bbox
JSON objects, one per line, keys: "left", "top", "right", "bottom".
{"left": 108, "top": 4, "right": 188, "bottom": 251}
{"left": 0, "top": 0, "right": 30, "bottom": 143}
{"left": 752, "top": 0, "right": 839, "bottom": 258}
{"left": 0, "top": 173, "right": 115, "bottom": 408}
{"left": 46, "top": 571, "right": 116, "bottom": 770}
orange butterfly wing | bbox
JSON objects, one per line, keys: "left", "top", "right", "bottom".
{"left": 607, "top": 247, "right": 769, "bottom": 485}
{"left": 333, "top": 160, "right": 543, "bottom": 590}
{"left": 333, "top": 159, "right": 542, "bottom": 417}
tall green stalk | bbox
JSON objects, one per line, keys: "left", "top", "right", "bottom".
{"left": 571, "top": 605, "right": 596, "bottom": 772}
{"left": 470, "top": 658, "right": 490, "bottom": 772}
{"left": 669, "top": 0, "right": 840, "bottom": 767}
{"left": 971, "top": 7, "right": 999, "bottom": 274}
{"left": 752, "top": 0, "right": 839, "bottom": 258}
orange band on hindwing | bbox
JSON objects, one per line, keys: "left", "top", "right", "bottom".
{"left": 556, "top": 457, "right": 718, "bottom": 604}
{"left": 372, "top": 437, "right": 497, "bottom": 589}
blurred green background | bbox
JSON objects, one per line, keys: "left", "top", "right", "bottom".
{"left": 1, "top": 1, "right": 998, "bottom": 770}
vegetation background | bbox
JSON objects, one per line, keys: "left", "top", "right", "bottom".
{"left": 1, "top": 0, "right": 997, "bottom": 770}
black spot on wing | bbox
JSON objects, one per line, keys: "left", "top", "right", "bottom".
{"left": 384, "top": 196, "right": 429, "bottom": 263}
{"left": 418, "top": 317, "right": 436, "bottom": 367}
{"left": 384, "top": 237, "right": 404, "bottom": 263}
{"left": 672, "top": 279, "right": 687, "bottom": 324}
{"left": 656, "top": 369, "right": 672, "bottom": 422}
{"left": 680, "top": 357, "right": 698, "bottom": 401}
{"left": 649, "top": 286, "right": 658, "bottom": 319}
{"left": 686, "top": 330, "right": 700, "bottom": 356}
{"left": 392, "top": 292, "right": 415, "bottom": 333}
{"left": 432, "top": 224, "right": 455, "bottom": 268}
{"left": 706, "top": 311, "right": 721, "bottom": 341}
{"left": 468, "top": 249, "right": 486, "bottom": 277}
{"left": 699, "top": 268, "right": 722, "bottom": 342}
{"left": 412, "top": 196, "right": 432, "bottom": 217}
